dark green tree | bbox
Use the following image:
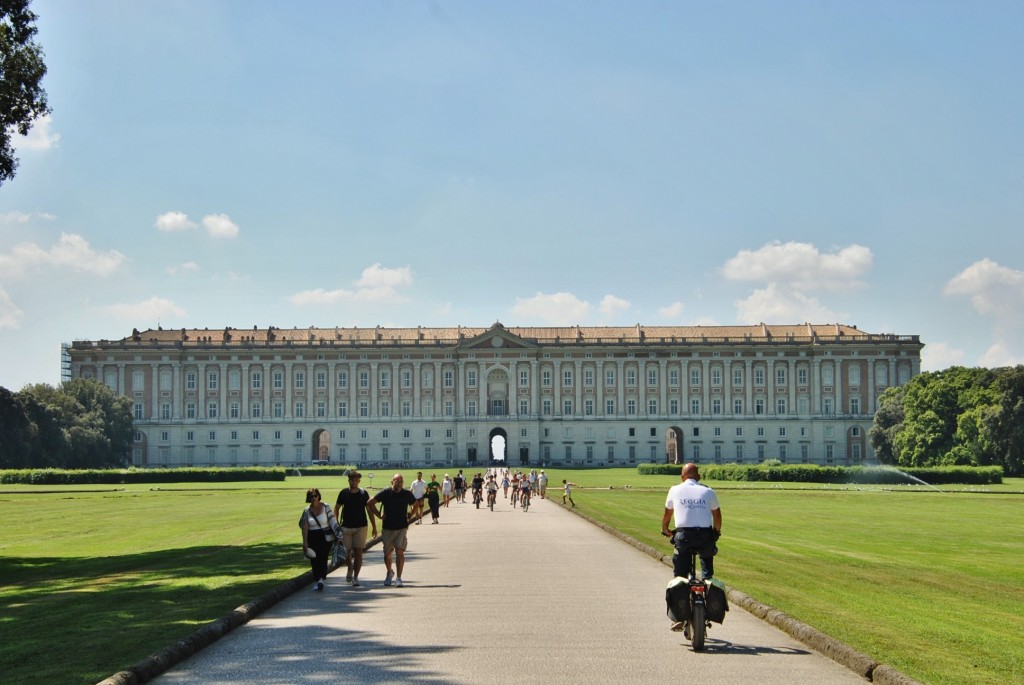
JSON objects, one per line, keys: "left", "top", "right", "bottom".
{"left": 0, "top": 0, "right": 50, "bottom": 186}
{"left": 869, "top": 385, "right": 905, "bottom": 464}
{"left": 990, "top": 365, "right": 1024, "bottom": 476}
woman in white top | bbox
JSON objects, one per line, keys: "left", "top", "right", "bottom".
{"left": 441, "top": 474, "right": 454, "bottom": 507}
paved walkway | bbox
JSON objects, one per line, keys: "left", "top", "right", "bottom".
{"left": 153, "top": 494, "right": 866, "bottom": 684}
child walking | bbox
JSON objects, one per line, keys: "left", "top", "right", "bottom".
{"left": 562, "top": 480, "right": 576, "bottom": 508}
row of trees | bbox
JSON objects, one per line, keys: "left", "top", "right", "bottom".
{"left": 0, "top": 379, "right": 134, "bottom": 469}
{"left": 871, "top": 366, "right": 1024, "bottom": 476}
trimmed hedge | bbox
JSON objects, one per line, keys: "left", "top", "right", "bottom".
{"left": 637, "top": 463, "right": 1003, "bottom": 485}
{"left": 0, "top": 467, "right": 290, "bottom": 485}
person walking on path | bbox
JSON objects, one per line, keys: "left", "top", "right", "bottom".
{"left": 410, "top": 471, "right": 428, "bottom": 524}
{"left": 334, "top": 472, "right": 378, "bottom": 587}
{"left": 368, "top": 473, "right": 417, "bottom": 587}
{"left": 299, "top": 488, "right": 341, "bottom": 592}
{"left": 426, "top": 474, "right": 442, "bottom": 524}
{"left": 562, "top": 480, "right": 576, "bottom": 508}
{"left": 441, "top": 474, "right": 453, "bottom": 507}
{"left": 538, "top": 470, "right": 549, "bottom": 498}
{"left": 661, "top": 462, "right": 722, "bottom": 581}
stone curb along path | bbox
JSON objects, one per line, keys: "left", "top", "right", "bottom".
{"left": 97, "top": 505, "right": 923, "bottom": 685}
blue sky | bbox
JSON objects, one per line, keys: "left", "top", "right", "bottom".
{"left": 2, "top": 1, "right": 1023, "bottom": 390}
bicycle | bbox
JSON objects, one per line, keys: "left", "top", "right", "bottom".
{"left": 663, "top": 532, "right": 710, "bottom": 651}
{"left": 473, "top": 487, "right": 483, "bottom": 509}
{"left": 511, "top": 487, "right": 519, "bottom": 508}
{"left": 487, "top": 489, "right": 497, "bottom": 511}
{"left": 520, "top": 489, "right": 530, "bottom": 512}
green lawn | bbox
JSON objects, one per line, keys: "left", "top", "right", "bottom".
{"left": 1, "top": 470, "right": 1022, "bottom": 684}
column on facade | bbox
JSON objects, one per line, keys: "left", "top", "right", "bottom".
{"left": 173, "top": 361, "right": 181, "bottom": 420}
{"left": 812, "top": 358, "right": 822, "bottom": 415}
{"left": 370, "top": 362, "right": 379, "bottom": 418}
{"left": 682, "top": 358, "right": 690, "bottom": 416}
{"left": 198, "top": 363, "right": 207, "bottom": 418}
{"left": 241, "top": 361, "right": 250, "bottom": 419}
{"left": 219, "top": 363, "right": 227, "bottom": 421}
{"left": 433, "top": 360, "right": 442, "bottom": 418}
{"left": 867, "top": 359, "right": 876, "bottom": 414}
{"left": 766, "top": 358, "right": 775, "bottom": 416}
{"left": 284, "top": 362, "right": 292, "bottom": 419}
{"left": 701, "top": 359, "right": 710, "bottom": 417}
{"left": 150, "top": 363, "right": 159, "bottom": 419}
{"left": 788, "top": 358, "right": 797, "bottom": 417}
{"left": 745, "top": 359, "right": 754, "bottom": 417}
{"left": 617, "top": 359, "right": 626, "bottom": 418}
{"left": 117, "top": 363, "right": 126, "bottom": 397}
{"left": 659, "top": 359, "right": 668, "bottom": 418}
{"left": 596, "top": 360, "right": 605, "bottom": 416}
{"left": 413, "top": 360, "right": 421, "bottom": 417}
{"left": 327, "top": 360, "right": 335, "bottom": 419}
{"left": 835, "top": 359, "right": 844, "bottom": 416}
{"left": 575, "top": 359, "right": 583, "bottom": 417}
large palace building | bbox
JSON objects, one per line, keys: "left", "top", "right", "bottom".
{"left": 66, "top": 322, "right": 923, "bottom": 469}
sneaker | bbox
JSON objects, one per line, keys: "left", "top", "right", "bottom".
{"left": 346, "top": 569, "right": 354, "bottom": 583}
{"left": 703, "top": 575, "right": 713, "bottom": 583}
{"left": 352, "top": 577, "right": 360, "bottom": 587}
{"left": 670, "top": 621, "right": 685, "bottom": 632}
{"left": 315, "top": 581, "right": 324, "bottom": 592}
{"left": 395, "top": 577, "right": 403, "bottom": 587}
{"left": 385, "top": 570, "right": 394, "bottom": 586}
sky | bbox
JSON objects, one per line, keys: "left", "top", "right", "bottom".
{"left": 2, "top": 1, "right": 1023, "bottom": 390}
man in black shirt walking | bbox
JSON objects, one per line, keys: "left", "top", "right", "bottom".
{"left": 368, "top": 473, "right": 417, "bottom": 587}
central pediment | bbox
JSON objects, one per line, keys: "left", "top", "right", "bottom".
{"left": 459, "top": 322, "right": 537, "bottom": 351}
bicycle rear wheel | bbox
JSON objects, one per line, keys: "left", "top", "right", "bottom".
{"left": 690, "top": 603, "right": 706, "bottom": 651}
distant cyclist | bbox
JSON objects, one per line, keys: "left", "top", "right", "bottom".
{"left": 501, "top": 473, "right": 511, "bottom": 498}
{"left": 519, "top": 475, "right": 531, "bottom": 510}
{"left": 486, "top": 475, "right": 499, "bottom": 509}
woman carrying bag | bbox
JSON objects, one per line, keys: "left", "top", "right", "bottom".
{"left": 300, "top": 488, "right": 343, "bottom": 592}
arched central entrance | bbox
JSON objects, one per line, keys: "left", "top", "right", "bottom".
{"left": 489, "top": 427, "right": 508, "bottom": 464}
{"left": 311, "top": 428, "right": 330, "bottom": 463}
{"left": 666, "top": 426, "right": 683, "bottom": 464}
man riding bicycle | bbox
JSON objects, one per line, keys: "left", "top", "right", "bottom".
{"left": 471, "top": 472, "right": 485, "bottom": 507}
{"left": 485, "top": 475, "right": 499, "bottom": 508}
{"left": 661, "top": 463, "right": 722, "bottom": 581}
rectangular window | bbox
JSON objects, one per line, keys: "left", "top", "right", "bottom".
{"left": 207, "top": 402, "right": 218, "bottom": 418}
{"left": 294, "top": 371, "right": 305, "bottom": 389}
{"left": 337, "top": 370, "right": 348, "bottom": 388}
{"left": 850, "top": 397, "right": 861, "bottom": 414}
{"left": 542, "top": 369, "right": 552, "bottom": 386}
{"left": 316, "top": 371, "right": 326, "bottom": 389}
{"left": 776, "top": 398, "right": 787, "bottom": 415}
{"left": 733, "top": 368, "right": 742, "bottom": 386}
{"left": 776, "top": 367, "right": 787, "bottom": 385}
{"left": 402, "top": 400, "right": 411, "bottom": 417}
{"left": 295, "top": 401, "right": 305, "bottom": 418}
{"left": 606, "top": 369, "right": 615, "bottom": 386}
{"left": 251, "top": 371, "right": 262, "bottom": 390}
{"left": 467, "top": 401, "right": 476, "bottom": 416}
{"left": 563, "top": 399, "right": 573, "bottom": 415}
{"left": 186, "top": 372, "right": 196, "bottom": 390}
{"left": 338, "top": 401, "right": 347, "bottom": 417}
{"left": 798, "top": 367, "right": 808, "bottom": 385}
{"left": 230, "top": 402, "right": 240, "bottom": 419}
{"left": 648, "top": 368, "right": 658, "bottom": 386}
{"left": 160, "top": 402, "right": 171, "bottom": 420}
{"left": 359, "top": 371, "right": 369, "bottom": 389}
{"left": 380, "top": 401, "right": 390, "bottom": 417}
{"left": 690, "top": 369, "right": 700, "bottom": 386}
{"left": 733, "top": 398, "right": 743, "bottom": 414}
{"left": 519, "top": 369, "right": 529, "bottom": 387}
{"left": 712, "top": 398, "right": 722, "bottom": 415}
{"left": 402, "top": 369, "right": 412, "bottom": 388}
{"left": 228, "top": 370, "right": 240, "bottom": 391}
{"left": 736, "top": 444, "right": 744, "bottom": 461}
{"left": 208, "top": 372, "right": 218, "bottom": 390}
{"left": 585, "top": 399, "right": 594, "bottom": 415}
{"left": 444, "top": 400, "right": 454, "bottom": 416}
{"left": 669, "top": 398, "right": 679, "bottom": 415}
{"left": 133, "top": 403, "right": 143, "bottom": 420}
{"left": 648, "top": 399, "right": 658, "bottom": 414}
{"left": 755, "top": 398, "right": 765, "bottom": 415}
{"left": 606, "top": 399, "right": 615, "bottom": 415}
{"left": 758, "top": 444, "right": 766, "bottom": 461}
{"left": 824, "top": 398, "right": 834, "bottom": 415}
{"left": 316, "top": 401, "right": 326, "bottom": 418}
{"left": 627, "top": 399, "right": 637, "bottom": 415}
{"left": 690, "top": 399, "right": 700, "bottom": 415}
{"left": 273, "top": 401, "right": 283, "bottom": 418}
{"left": 542, "top": 398, "right": 552, "bottom": 415}
{"left": 585, "top": 368, "right": 594, "bottom": 386}
{"left": 273, "top": 371, "right": 283, "bottom": 389}
{"left": 467, "top": 370, "right": 476, "bottom": 387}
{"left": 626, "top": 369, "right": 637, "bottom": 386}
{"left": 711, "top": 368, "right": 722, "bottom": 386}
{"left": 754, "top": 367, "right": 765, "bottom": 386}
{"left": 380, "top": 370, "right": 390, "bottom": 389}
{"left": 669, "top": 368, "right": 679, "bottom": 386}
{"left": 520, "top": 399, "right": 529, "bottom": 415}
{"left": 444, "top": 370, "right": 454, "bottom": 388}
{"left": 562, "top": 370, "right": 572, "bottom": 387}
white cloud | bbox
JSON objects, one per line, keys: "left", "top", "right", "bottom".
{"left": 155, "top": 211, "right": 198, "bottom": 232}
{"left": 734, "top": 284, "right": 839, "bottom": 324}
{"left": 202, "top": 214, "right": 239, "bottom": 239}
{"left": 721, "top": 241, "right": 870, "bottom": 324}
{"left": 355, "top": 263, "right": 413, "bottom": 288}
{"left": 722, "top": 241, "right": 873, "bottom": 291}
{"left": 511, "top": 292, "right": 592, "bottom": 324}
{"left": 0, "top": 211, "right": 56, "bottom": 224}
{"left": 945, "top": 258, "right": 1024, "bottom": 367}
{"left": 14, "top": 114, "right": 60, "bottom": 152}
{"left": 101, "top": 296, "right": 186, "bottom": 321}
{"left": 166, "top": 261, "right": 199, "bottom": 275}
{"left": 599, "top": 294, "right": 631, "bottom": 320}
{"left": 920, "top": 341, "right": 965, "bottom": 372}
{"left": 0, "top": 233, "right": 125, "bottom": 278}
{"left": 291, "top": 264, "right": 414, "bottom": 306}
{"left": 0, "top": 288, "right": 24, "bottom": 329}
{"left": 658, "top": 301, "right": 685, "bottom": 319}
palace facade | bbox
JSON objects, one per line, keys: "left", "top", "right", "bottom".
{"left": 66, "top": 322, "right": 923, "bottom": 469}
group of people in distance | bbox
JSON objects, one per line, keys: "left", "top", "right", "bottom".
{"left": 299, "top": 467, "right": 575, "bottom": 590}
